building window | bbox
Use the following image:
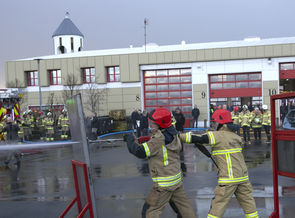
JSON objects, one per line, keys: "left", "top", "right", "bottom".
{"left": 82, "top": 67, "right": 95, "bottom": 83}
{"left": 49, "top": 69, "right": 62, "bottom": 85}
{"left": 26, "top": 71, "right": 38, "bottom": 86}
{"left": 106, "top": 66, "right": 120, "bottom": 82}
{"left": 209, "top": 72, "right": 262, "bottom": 102}
{"left": 29, "top": 104, "right": 64, "bottom": 112}
{"left": 71, "top": 37, "right": 74, "bottom": 51}
{"left": 280, "top": 63, "right": 295, "bottom": 70}
{"left": 78, "top": 38, "right": 82, "bottom": 51}
{"left": 209, "top": 72, "right": 262, "bottom": 90}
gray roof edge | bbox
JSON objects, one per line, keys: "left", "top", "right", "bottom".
{"left": 13, "top": 36, "right": 295, "bottom": 61}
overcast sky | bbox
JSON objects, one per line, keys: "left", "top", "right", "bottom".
{"left": 1, "top": 0, "right": 295, "bottom": 87}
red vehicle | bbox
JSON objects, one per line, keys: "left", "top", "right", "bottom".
{"left": 0, "top": 88, "right": 22, "bottom": 121}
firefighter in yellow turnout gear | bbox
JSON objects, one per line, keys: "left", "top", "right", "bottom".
{"left": 239, "top": 105, "right": 252, "bottom": 144}
{"left": 27, "top": 110, "right": 35, "bottom": 140}
{"left": 1, "top": 115, "right": 8, "bottom": 141}
{"left": 58, "top": 109, "right": 69, "bottom": 140}
{"left": 0, "top": 116, "right": 6, "bottom": 141}
{"left": 231, "top": 106, "right": 240, "bottom": 136}
{"left": 125, "top": 108, "right": 197, "bottom": 218}
{"left": 36, "top": 111, "right": 45, "bottom": 140}
{"left": 181, "top": 109, "right": 259, "bottom": 218}
{"left": 250, "top": 108, "right": 262, "bottom": 142}
{"left": 16, "top": 115, "right": 25, "bottom": 143}
{"left": 44, "top": 112, "right": 54, "bottom": 142}
{"left": 261, "top": 105, "right": 271, "bottom": 143}
{"left": 22, "top": 112, "right": 31, "bottom": 141}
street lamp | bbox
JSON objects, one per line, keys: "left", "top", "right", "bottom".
{"left": 34, "top": 58, "right": 42, "bottom": 111}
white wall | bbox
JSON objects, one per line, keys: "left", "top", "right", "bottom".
{"left": 53, "top": 35, "right": 83, "bottom": 55}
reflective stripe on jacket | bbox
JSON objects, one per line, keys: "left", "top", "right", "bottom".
{"left": 231, "top": 111, "right": 240, "bottom": 125}
{"left": 206, "top": 128, "right": 249, "bottom": 184}
{"left": 251, "top": 113, "right": 262, "bottom": 128}
{"left": 262, "top": 110, "right": 271, "bottom": 126}
{"left": 58, "top": 115, "right": 69, "bottom": 127}
{"left": 239, "top": 111, "right": 251, "bottom": 127}
{"left": 141, "top": 130, "right": 183, "bottom": 190}
{"left": 45, "top": 118, "right": 54, "bottom": 129}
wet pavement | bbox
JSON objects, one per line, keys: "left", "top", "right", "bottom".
{"left": 0, "top": 135, "right": 294, "bottom": 218}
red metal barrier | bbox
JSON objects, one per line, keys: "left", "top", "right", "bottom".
{"left": 269, "top": 92, "right": 295, "bottom": 218}
{"left": 59, "top": 160, "right": 94, "bottom": 218}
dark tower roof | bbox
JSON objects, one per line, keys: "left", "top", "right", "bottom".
{"left": 52, "top": 13, "right": 84, "bottom": 37}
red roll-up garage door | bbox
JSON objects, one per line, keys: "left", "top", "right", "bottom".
{"left": 209, "top": 72, "right": 262, "bottom": 98}
{"left": 143, "top": 68, "right": 192, "bottom": 127}
{"left": 279, "top": 63, "right": 295, "bottom": 79}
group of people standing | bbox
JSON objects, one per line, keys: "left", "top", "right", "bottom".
{"left": 0, "top": 109, "right": 70, "bottom": 143}
{"left": 231, "top": 104, "right": 271, "bottom": 144}
{"left": 131, "top": 109, "right": 149, "bottom": 137}
{"left": 131, "top": 106, "right": 198, "bottom": 137}
{"left": 280, "top": 100, "right": 295, "bottom": 122}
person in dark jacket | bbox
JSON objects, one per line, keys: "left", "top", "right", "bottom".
{"left": 2, "top": 117, "right": 20, "bottom": 142}
{"left": 131, "top": 109, "right": 139, "bottom": 129}
{"left": 140, "top": 110, "right": 149, "bottom": 136}
{"left": 2, "top": 117, "right": 21, "bottom": 167}
{"left": 191, "top": 105, "right": 200, "bottom": 128}
{"left": 131, "top": 109, "right": 141, "bottom": 137}
{"left": 85, "top": 116, "right": 92, "bottom": 139}
{"left": 173, "top": 108, "right": 185, "bottom": 132}
{"left": 247, "top": 101, "right": 253, "bottom": 112}
{"left": 90, "top": 112, "right": 99, "bottom": 140}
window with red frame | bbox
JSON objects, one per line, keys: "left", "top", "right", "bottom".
{"left": 26, "top": 71, "right": 38, "bottom": 86}
{"left": 106, "top": 66, "right": 120, "bottom": 82}
{"left": 82, "top": 67, "right": 95, "bottom": 83}
{"left": 49, "top": 69, "right": 62, "bottom": 85}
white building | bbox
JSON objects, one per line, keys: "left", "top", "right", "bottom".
{"left": 5, "top": 14, "right": 295, "bottom": 126}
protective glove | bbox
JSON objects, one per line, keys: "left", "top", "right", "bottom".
{"left": 123, "top": 133, "right": 135, "bottom": 142}
{"left": 125, "top": 133, "right": 146, "bottom": 159}
{"left": 138, "top": 135, "right": 151, "bottom": 144}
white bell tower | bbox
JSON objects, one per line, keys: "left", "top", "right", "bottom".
{"left": 52, "top": 12, "right": 84, "bottom": 55}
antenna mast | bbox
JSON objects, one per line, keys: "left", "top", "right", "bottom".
{"left": 144, "top": 18, "right": 148, "bottom": 52}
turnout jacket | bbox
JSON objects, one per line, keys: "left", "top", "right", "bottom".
{"left": 180, "top": 126, "right": 249, "bottom": 185}
{"left": 251, "top": 113, "right": 262, "bottom": 128}
{"left": 239, "top": 110, "right": 252, "bottom": 127}
{"left": 262, "top": 110, "right": 271, "bottom": 126}
{"left": 231, "top": 111, "right": 240, "bottom": 125}
{"left": 126, "top": 127, "right": 184, "bottom": 191}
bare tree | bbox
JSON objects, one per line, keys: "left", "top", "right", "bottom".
{"left": 62, "top": 73, "right": 80, "bottom": 104}
{"left": 83, "top": 83, "right": 107, "bottom": 114}
{"left": 6, "top": 78, "right": 24, "bottom": 88}
{"left": 47, "top": 92, "right": 55, "bottom": 111}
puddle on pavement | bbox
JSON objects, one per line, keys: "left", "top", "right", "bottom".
{"left": 0, "top": 139, "right": 294, "bottom": 217}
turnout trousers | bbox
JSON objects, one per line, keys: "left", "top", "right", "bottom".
{"left": 142, "top": 184, "right": 196, "bottom": 218}
{"left": 263, "top": 125, "right": 271, "bottom": 141}
{"left": 253, "top": 127, "right": 262, "bottom": 140}
{"left": 208, "top": 181, "right": 258, "bottom": 218}
{"left": 242, "top": 126, "right": 250, "bottom": 142}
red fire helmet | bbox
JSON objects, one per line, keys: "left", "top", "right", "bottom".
{"left": 211, "top": 109, "right": 233, "bottom": 124}
{"left": 148, "top": 108, "right": 172, "bottom": 129}
{"left": 233, "top": 106, "right": 239, "bottom": 112}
